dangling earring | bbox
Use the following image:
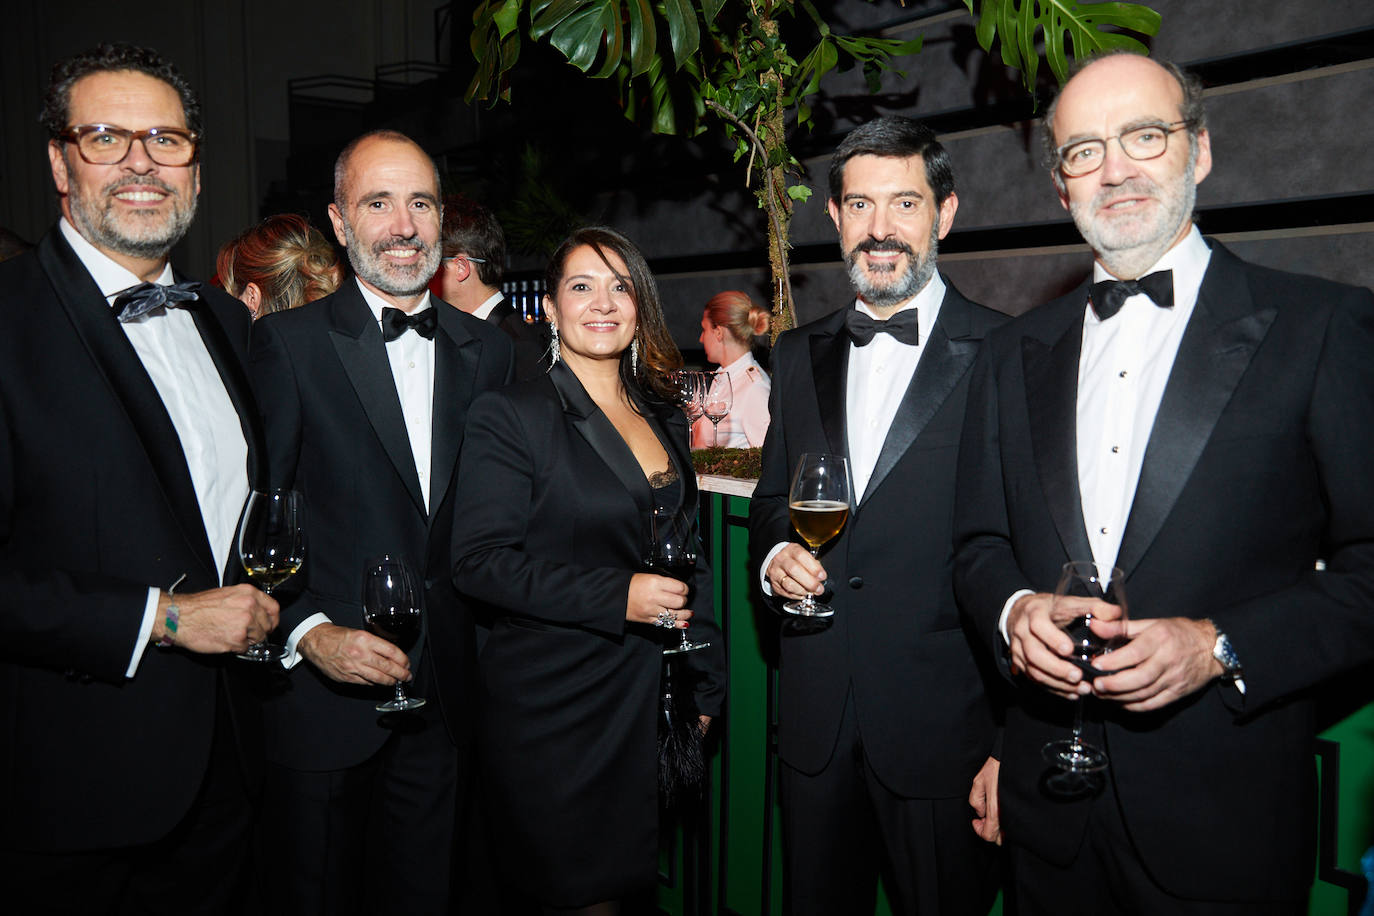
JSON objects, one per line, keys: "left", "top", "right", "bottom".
{"left": 630, "top": 337, "right": 640, "bottom": 374}
{"left": 548, "top": 324, "right": 561, "bottom": 366}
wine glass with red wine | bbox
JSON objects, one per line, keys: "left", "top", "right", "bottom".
{"left": 1041, "top": 561, "right": 1128, "bottom": 792}
{"left": 643, "top": 506, "right": 710, "bottom": 656}
{"left": 361, "top": 556, "right": 425, "bottom": 712}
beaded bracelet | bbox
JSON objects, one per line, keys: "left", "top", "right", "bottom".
{"left": 155, "top": 573, "right": 187, "bottom": 648}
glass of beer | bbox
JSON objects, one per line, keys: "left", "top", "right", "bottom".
{"left": 784, "top": 453, "right": 851, "bottom": 617}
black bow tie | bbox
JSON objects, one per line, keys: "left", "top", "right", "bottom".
{"left": 1089, "top": 270, "right": 1174, "bottom": 321}
{"left": 111, "top": 280, "right": 202, "bottom": 323}
{"left": 381, "top": 306, "right": 438, "bottom": 342}
{"left": 845, "top": 307, "right": 920, "bottom": 347}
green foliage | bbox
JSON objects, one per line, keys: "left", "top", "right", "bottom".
{"left": 690, "top": 446, "right": 762, "bottom": 481}
{"left": 960, "top": 0, "right": 1162, "bottom": 89}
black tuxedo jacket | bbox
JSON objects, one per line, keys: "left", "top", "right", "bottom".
{"left": 749, "top": 281, "right": 1006, "bottom": 798}
{"left": 249, "top": 282, "right": 513, "bottom": 771}
{"left": 486, "top": 297, "right": 550, "bottom": 382}
{"left": 0, "top": 228, "right": 263, "bottom": 851}
{"left": 953, "top": 242, "right": 1374, "bottom": 901}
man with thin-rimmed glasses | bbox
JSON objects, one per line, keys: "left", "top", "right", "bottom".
{"left": 954, "top": 50, "right": 1374, "bottom": 914}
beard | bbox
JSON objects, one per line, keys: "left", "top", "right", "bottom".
{"left": 341, "top": 218, "right": 441, "bottom": 298}
{"left": 66, "top": 168, "right": 197, "bottom": 260}
{"left": 1070, "top": 143, "right": 1198, "bottom": 277}
{"left": 843, "top": 219, "right": 941, "bottom": 309}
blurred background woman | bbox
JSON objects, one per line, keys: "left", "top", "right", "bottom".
{"left": 691, "top": 290, "right": 771, "bottom": 448}
{"left": 216, "top": 213, "right": 341, "bottom": 318}
{"left": 452, "top": 227, "right": 726, "bottom": 915}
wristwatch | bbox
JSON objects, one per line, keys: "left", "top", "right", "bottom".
{"left": 1212, "top": 629, "right": 1246, "bottom": 696}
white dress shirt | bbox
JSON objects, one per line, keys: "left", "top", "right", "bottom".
{"left": 283, "top": 280, "right": 437, "bottom": 665}
{"left": 691, "top": 351, "right": 772, "bottom": 449}
{"left": 999, "top": 227, "right": 1212, "bottom": 639}
{"left": 59, "top": 219, "right": 250, "bottom": 677}
{"left": 760, "top": 273, "right": 947, "bottom": 593}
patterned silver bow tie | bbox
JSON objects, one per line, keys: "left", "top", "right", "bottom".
{"left": 111, "top": 280, "right": 203, "bottom": 323}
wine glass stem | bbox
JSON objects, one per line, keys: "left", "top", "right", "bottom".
{"left": 801, "top": 546, "right": 820, "bottom": 610}
{"left": 710, "top": 418, "right": 720, "bottom": 447}
{"left": 394, "top": 683, "right": 407, "bottom": 703}
{"left": 1070, "top": 696, "right": 1086, "bottom": 746}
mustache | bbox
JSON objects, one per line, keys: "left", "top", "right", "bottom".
{"left": 853, "top": 238, "right": 913, "bottom": 255}
{"left": 370, "top": 236, "right": 429, "bottom": 256}
{"left": 103, "top": 176, "right": 177, "bottom": 196}
{"left": 1092, "top": 178, "right": 1159, "bottom": 207}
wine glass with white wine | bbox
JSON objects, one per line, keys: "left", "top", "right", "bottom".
{"left": 236, "top": 489, "right": 304, "bottom": 661}
{"left": 784, "top": 453, "right": 851, "bottom": 618}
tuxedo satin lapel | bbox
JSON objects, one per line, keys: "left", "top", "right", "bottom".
{"left": 1115, "top": 248, "right": 1276, "bottom": 573}
{"left": 808, "top": 315, "right": 850, "bottom": 459}
{"left": 1022, "top": 310, "right": 1095, "bottom": 565}
{"left": 327, "top": 290, "right": 427, "bottom": 516}
{"left": 487, "top": 299, "right": 516, "bottom": 325}
{"left": 550, "top": 363, "right": 652, "bottom": 520}
{"left": 37, "top": 230, "right": 217, "bottom": 572}
{"left": 864, "top": 320, "right": 978, "bottom": 504}
{"left": 428, "top": 308, "right": 479, "bottom": 522}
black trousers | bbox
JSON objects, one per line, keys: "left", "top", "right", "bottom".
{"left": 2, "top": 689, "right": 253, "bottom": 916}
{"left": 780, "top": 689, "right": 999, "bottom": 916}
{"left": 256, "top": 677, "right": 464, "bottom": 916}
{"left": 1007, "top": 771, "right": 1306, "bottom": 916}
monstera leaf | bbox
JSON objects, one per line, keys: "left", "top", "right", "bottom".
{"left": 961, "top": 0, "right": 1162, "bottom": 89}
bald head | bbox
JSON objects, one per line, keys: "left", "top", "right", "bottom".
{"left": 333, "top": 129, "right": 440, "bottom": 210}
{"left": 1044, "top": 53, "right": 1213, "bottom": 279}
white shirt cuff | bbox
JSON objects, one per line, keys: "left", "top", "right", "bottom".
{"left": 759, "top": 541, "right": 790, "bottom": 596}
{"left": 126, "top": 587, "right": 162, "bottom": 677}
{"left": 282, "top": 613, "right": 332, "bottom": 668}
{"left": 999, "top": 589, "right": 1035, "bottom": 646}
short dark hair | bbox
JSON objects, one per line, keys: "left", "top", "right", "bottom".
{"left": 440, "top": 196, "right": 505, "bottom": 286}
{"left": 1040, "top": 51, "right": 1207, "bottom": 173}
{"left": 41, "top": 43, "right": 202, "bottom": 138}
{"left": 544, "top": 226, "right": 682, "bottom": 407}
{"left": 828, "top": 116, "right": 955, "bottom": 206}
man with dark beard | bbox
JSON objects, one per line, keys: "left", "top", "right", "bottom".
{"left": 248, "top": 129, "right": 513, "bottom": 914}
{"left": 954, "top": 53, "right": 1374, "bottom": 913}
{"left": 0, "top": 43, "right": 278, "bottom": 913}
{"left": 748, "top": 116, "right": 1006, "bottom": 916}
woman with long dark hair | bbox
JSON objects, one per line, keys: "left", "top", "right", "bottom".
{"left": 451, "top": 227, "right": 726, "bottom": 914}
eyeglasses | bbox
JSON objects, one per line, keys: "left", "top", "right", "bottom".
{"left": 1056, "top": 120, "right": 1195, "bottom": 178}
{"left": 58, "top": 124, "right": 200, "bottom": 167}
{"left": 443, "top": 255, "right": 487, "bottom": 264}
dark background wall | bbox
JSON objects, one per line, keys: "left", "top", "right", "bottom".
{"left": 2, "top": 0, "right": 1370, "bottom": 343}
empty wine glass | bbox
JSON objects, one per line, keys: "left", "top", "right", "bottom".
{"left": 236, "top": 489, "right": 304, "bottom": 661}
{"left": 1041, "top": 561, "right": 1129, "bottom": 790}
{"left": 784, "top": 453, "right": 851, "bottom": 617}
{"left": 362, "top": 556, "right": 426, "bottom": 712}
{"left": 701, "top": 370, "right": 732, "bottom": 447}
{"left": 670, "top": 369, "right": 706, "bottom": 425}
{"left": 643, "top": 506, "right": 710, "bottom": 655}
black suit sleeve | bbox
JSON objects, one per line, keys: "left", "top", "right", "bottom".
{"left": 1212, "top": 287, "right": 1374, "bottom": 709}
{"left": 747, "top": 334, "right": 797, "bottom": 601}
{"left": 451, "top": 391, "right": 634, "bottom": 637}
{"left": 951, "top": 337, "right": 1033, "bottom": 680}
{"left": 246, "top": 315, "right": 310, "bottom": 633}
{"left": 0, "top": 407, "right": 148, "bottom": 680}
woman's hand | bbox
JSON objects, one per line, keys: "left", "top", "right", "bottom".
{"left": 627, "top": 572, "right": 692, "bottom": 628}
